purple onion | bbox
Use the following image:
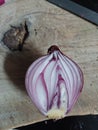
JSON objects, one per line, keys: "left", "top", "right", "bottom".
{"left": 25, "top": 45, "right": 84, "bottom": 119}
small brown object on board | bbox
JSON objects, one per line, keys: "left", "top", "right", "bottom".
{"left": 2, "top": 21, "right": 28, "bottom": 51}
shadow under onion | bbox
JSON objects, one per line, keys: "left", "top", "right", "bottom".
{"left": 4, "top": 43, "right": 42, "bottom": 92}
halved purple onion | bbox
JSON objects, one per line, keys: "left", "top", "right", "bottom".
{"left": 25, "top": 45, "right": 84, "bottom": 119}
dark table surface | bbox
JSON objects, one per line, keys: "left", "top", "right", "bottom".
{"left": 72, "top": 0, "right": 98, "bottom": 13}
{"left": 17, "top": 115, "right": 98, "bottom": 130}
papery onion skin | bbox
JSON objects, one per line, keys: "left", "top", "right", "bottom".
{"left": 25, "top": 45, "right": 84, "bottom": 119}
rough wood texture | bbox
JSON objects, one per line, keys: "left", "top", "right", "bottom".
{"left": 0, "top": 0, "right": 98, "bottom": 129}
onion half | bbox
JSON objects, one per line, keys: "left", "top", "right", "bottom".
{"left": 25, "top": 45, "right": 84, "bottom": 119}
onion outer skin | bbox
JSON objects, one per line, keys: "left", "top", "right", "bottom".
{"left": 25, "top": 45, "right": 84, "bottom": 119}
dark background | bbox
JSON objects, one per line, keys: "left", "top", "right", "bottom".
{"left": 71, "top": 0, "right": 98, "bottom": 13}
{"left": 17, "top": 115, "right": 98, "bottom": 130}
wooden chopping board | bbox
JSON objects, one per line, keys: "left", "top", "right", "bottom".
{"left": 0, "top": 0, "right": 98, "bottom": 129}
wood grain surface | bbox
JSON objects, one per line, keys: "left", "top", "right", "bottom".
{"left": 0, "top": 0, "right": 98, "bottom": 129}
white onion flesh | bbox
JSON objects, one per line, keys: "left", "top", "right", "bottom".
{"left": 25, "top": 45, "right": 84, "bottom": 119}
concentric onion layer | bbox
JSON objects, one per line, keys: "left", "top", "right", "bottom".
{"left": 25, "top": 50, "right": 83, "bottom": 117}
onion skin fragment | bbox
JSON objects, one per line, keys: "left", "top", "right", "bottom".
{"left": 25, "top": 45, "right": 84, "bottom": 119}
{"left": 0, "top": 0, "right": 11, "bottom": 5}
{"left": 0, "top": 0, "right": 5, "bottom": 5}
